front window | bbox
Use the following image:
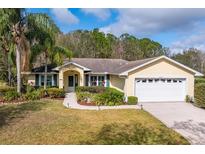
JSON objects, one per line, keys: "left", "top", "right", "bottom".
{"left": 98, "top": 76, "right": 105, "bottom": 86}
{"left": 90, "top": 75, "right": 106, "bottom": 87}
{"left": 40, "top": 75, "right": 52, "bottom": 86}
{"left": 47, "top": 75, "right": 52, "bottom": 86}
{"left": 90, "top": 76, "right": 97, "bottom": 86}
{"left": 41, "top": 75, "right": 44, "bottom": 86}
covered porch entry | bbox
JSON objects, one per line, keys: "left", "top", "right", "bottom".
{"left": 58, "top": 63, "right": 86, "bottom": 92}
{"left": 63, "top": 70, "right": 80, "bottom": 92}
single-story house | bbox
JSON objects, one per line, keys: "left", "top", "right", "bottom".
{"left": 24, "top": 55, "right": 203, "bottom": 102}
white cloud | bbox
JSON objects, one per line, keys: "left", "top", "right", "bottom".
{"left": 51, "top": 8, "right": 79, "bottom": 24}
{"left": 100, "top": 9, "right": 205, "bottom": 36}
{"left": 170, "top": 32, "right": 205, "bottom": 53}
{"left": 81, "top": 8, "right": 111, "bottom": 20}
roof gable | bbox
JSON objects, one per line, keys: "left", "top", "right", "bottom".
{"left": 53, "top": 62, "right": 91, "bottom": 71}
{"left": 119, "top": 56, "right": 203, "bottom": 76}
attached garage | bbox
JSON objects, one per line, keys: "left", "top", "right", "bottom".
{"left": 120, "top": 56, "right": 203, "bottom": 102}
{"left": 135, "top": 78, "right": 186, "bottom": 102}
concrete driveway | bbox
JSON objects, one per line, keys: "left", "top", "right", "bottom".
{"left": 140, "top": 102, "right": 205, "bottom": 144}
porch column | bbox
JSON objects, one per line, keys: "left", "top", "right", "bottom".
{"left": 123, "top": 76, "right": 128, "bottom": 102}
{"left": 59, "top": 70, "right": 64, "bottom": 89}
{"left": 104, "top": 74, "right": 107, "bottom": 87}
{"left": 88, "top": 74, "right": 91, "bottom": 86}
{"left": 51, "top": 75, "right": 54, "bottom": 86}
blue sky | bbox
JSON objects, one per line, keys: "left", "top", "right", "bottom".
{"left": 27, "top": 8, "right": 205, "bottom": 53}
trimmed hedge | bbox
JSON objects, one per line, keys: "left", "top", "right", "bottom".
{"left": 195, "top": 77, "right": 205, "bottom": 85}
{"left": 75, "top": 86, "right": 106, "bottom": 93}
{"left": 46, "top": 88, "right": 65, "bottom": 98}
{"left": 94, "top": 88, "right": 124, "bottom": 106}
{"left": 127, "top": 96, "right": 138, "bottom": 105}
{"left": 194, "top": 83, "right": 205, "bottom": 108}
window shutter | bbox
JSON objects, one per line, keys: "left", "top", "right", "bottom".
{"left": 54, "top": 74, "right": 57, "bottom": 86}
{"left": 35, "top": 74, "right": 39, "bottom": 86}
{"left": 106, "top": 74, "right": 110, "bottom": 87}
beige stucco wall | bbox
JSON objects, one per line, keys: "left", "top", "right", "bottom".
{"left": 125, "top": 59, "right": 195, "bottom": 97}
{"left": 27, "top": 74, "right": 36, "bottom": 86}
{"left": 110, "top": 75, "right": 125, "bottom": 92}
{"left": 59, "top": 64, "right": 84, "bottom": 91}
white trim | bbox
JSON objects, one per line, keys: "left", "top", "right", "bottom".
{"left": 38, "top": 74, "right": 41, "bottom": 86}
{"left": 22, "top": 72, "right": 58, "bottom": 75}
{"left": 96, "top": 76, "right": 99, "bottom": 86}
{"left": 120, "top": 55, "right": 204, "bottom": 76}
{"left": 104, "top": 74, "right": 107, "bottom": 87}
{"left": 88, "top": 74, "right": 91, "bottom": 86}
{"left": 53, "top": 62, "right": 91, "bottom": 71}
{"left": 51, "top": 75, "right": 54, "bottom": 86}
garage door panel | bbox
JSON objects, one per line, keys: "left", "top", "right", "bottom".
{"left": 135, "top": 78, "right": 186, "bottom": 102}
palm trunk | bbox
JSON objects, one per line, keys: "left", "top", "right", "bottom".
{"left": 44, "top": 56, "right": 47, "bottom": 90}
{"left": 16, "top": 44, "right": 21, "bottom": 93}
{"left": 8, "top": 63, "right": 11, "bottom": 86}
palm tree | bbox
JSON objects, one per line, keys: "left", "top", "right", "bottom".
{"left": 0, "top": 9, "right": 17, "bottom": 86}
{"left": 0, "top": 9, "right": 63, "bottom": 93}
{"left": 0, "top": 36, "right": 15, "bottom": 86}
{"left": 31, "top": 37, "right": 72, "bottom": 90}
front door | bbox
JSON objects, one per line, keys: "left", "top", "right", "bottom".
{"left": 68, "top": 75, "right": 75, "bottom": 92}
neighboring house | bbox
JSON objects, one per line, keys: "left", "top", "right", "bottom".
{"left": 24, "top": 56, "right": 203, "bottom": 102}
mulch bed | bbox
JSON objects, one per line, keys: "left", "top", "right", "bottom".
{"left": 0, "top": 97, "right": 65, "bottom": 106}
{"left": 77, "top": 101, "right": 96, "bottom": 106}
{"left": 0, "top": 99, "right": 27, "bottom": 105}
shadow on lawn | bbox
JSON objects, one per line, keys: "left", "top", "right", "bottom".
{"left": 0, "top": 101, "right": 47, "bottom": 127}
{"left": 82, "top": 122, "right": 190, "bottom": 145}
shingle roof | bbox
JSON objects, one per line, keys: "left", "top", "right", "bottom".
{"left": 115, "top": 57, "right": 157, "bottom": 74}
{"left": 63, "top": 57, "right": 158, "bottom": 74}
{"left": 31, "top": 64, "right": 57, "bottom": 73}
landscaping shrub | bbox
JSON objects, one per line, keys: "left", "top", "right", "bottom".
{"left": 75, "top": 86, "right": 106, "bottom": 93}
{"left": 24, "top": 90, "right": 41, "bottom": 101}
{"left": 76, "top": 92, "right": 94, "bottom": 102}
{"left": 46, "top": 88, "right": 65, "bottom": 98}
{"left": 85, "top": 122, "right": 189, "bottom": 145}
{"left": 3, "top": 91, "right": 20, "bottom": 101}
{"left": 194, "top": 83, "right": 205, "bottom": 108}
{"left": 94, "top": 88, "right": 124, "bottom": 106}
{"left": 26, "top": 85, "right": 35, "bottom": 93}
{"left": 185, "top": 95, "right": 193, "bottom": 103}
{"left": 127, "top": 96, "right": 138, "bottom": 105}
{"left": 195, "top": 77, "right": 205, "bottom": 85}
{"left": 0, "top": 86, "right": 15, "bottom": 95}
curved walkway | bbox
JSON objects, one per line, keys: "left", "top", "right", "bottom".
{"left": 63, "top": 93, "right": 139, "bottom": 110}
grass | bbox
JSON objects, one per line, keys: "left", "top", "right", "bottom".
{"left": 0, "top": 99, "right": 189, "bottom": 145}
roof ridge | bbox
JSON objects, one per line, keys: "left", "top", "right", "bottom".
{"left": 70, "top": 57, "right": 127, "bottom": 61}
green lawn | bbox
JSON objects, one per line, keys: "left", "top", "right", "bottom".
{"left": 0, "top": 99, "right": 189, "bottom": 144}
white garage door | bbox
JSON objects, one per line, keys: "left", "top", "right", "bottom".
{"left": 135, "top": 78, "right": 186, "bottom": 102}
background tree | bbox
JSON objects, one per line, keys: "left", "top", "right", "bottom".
{"left": 56, "top": 30, "right": 165, "bottom": 60}
{"left": 172, "top": 48, "right": 205, "bottom": 73}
